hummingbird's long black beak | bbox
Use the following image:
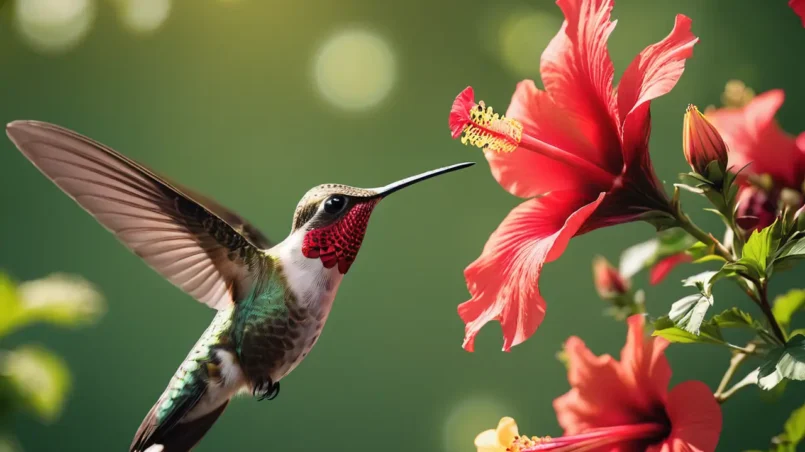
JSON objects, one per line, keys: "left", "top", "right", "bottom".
{"left": 374, "top": 162, "right": 475, "bottom": 198}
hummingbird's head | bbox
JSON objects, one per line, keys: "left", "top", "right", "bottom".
{"left": 290, "top": 162, "right": 474, "bottom": 274}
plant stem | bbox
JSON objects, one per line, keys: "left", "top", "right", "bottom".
{"left": 671, "top": 199, "right": 787, "bottom": 343}
{"left": 757, "top": 281, "right": 787, "bottom": 343}
{"left": 673, "top": 211, "right": 733, "bottom": 261}
{"left": 714, "top": 344, "right": 755, "bottom": 404}
{"left": 724, "top": 342, "right": 759, "bottom": 355}
{"left": 715, "top": 376, "right": 754, "bottom": 403}
{"left": 718, "top": 178, "right": 745, "bottom": 256}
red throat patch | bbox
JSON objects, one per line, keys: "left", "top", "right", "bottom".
{"left": 301, "top": 200, "right": 379, "bottom": 274}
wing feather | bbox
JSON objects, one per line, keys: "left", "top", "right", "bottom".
{"left": 6, "top": 120, "right": 271, "bottom": 309}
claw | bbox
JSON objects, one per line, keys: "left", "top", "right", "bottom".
{"left": 253, "top": 378, "right": 280, "bottom": 401}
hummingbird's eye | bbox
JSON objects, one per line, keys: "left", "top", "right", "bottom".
{"left": 323, "top": 195, "right": 346, "bottom": 214}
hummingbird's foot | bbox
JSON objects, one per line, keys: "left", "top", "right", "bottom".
{"left": 253, "top": 378, "right": 280, "bottom": 401}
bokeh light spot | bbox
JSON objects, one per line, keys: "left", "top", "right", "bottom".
{"left": 14, "top": 0, "right": 95, "bottom": 54}
{"left": 498, "top": 10, "right": 558, "bottom": 78}
{"left": 443, "top": 396, "right": 510, "bottom": 452}
{"left": 313, "top": 29, "right": 396, "bottom": 111}
{"left": 116, "top": 0, "right": 172, "bottom": 35}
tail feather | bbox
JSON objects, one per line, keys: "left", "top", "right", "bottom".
{"left": 132, "top": 400, "right": 229, "bottom": 452}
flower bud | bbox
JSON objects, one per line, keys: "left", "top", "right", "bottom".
{"left": 683, "top": 105, "right": 729, "bottom": 183}
{"left": 592, "top": 256, "right": 630, "bottom": 299}
{"left": 796, "top": 204, "right": 805, "bottom": 231}
{"left": 736, "top": 186, "right": 778, "bottom": 231}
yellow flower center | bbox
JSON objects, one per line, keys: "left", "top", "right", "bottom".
{"left": 460, "top": 101, "right": 523, "bottom": 153}
{"left": 507, "top": 434, "right": 553, "bottom": 452}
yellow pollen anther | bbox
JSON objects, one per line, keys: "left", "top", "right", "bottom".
{"left": 461, "top": 101, "right": 523, "bottom": 153}
{"left": 507, "top": 433, "right": 552, "bottom": 452}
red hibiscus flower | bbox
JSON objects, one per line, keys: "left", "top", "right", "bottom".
{"left": 474, "top": 316, "right": 722, "bottom": 452}
{"left": 449, "top": 0, "right": 699, "bottom": 351}
{"left": 550, "top": 315, "right": 722, "bottom": 451}
{"left": 791, "top": 0, "right": 805, "bottom": 27}
{"left": 649, "top": 253, "right": 693, "bottom": 285}
{"left": 592, "top": 256, "right": 630, "bottom": 299}
{"left": 707, "top": 89, "right": 805, "bottom": 231}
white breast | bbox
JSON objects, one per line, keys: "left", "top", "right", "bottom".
{"left": 273, "top": 230, "right": 344, "bottom": 310}
{"left": 268, "top": 230, "right": 344, "bottom": 380}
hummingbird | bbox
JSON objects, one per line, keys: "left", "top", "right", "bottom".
{"left": 5, "top": 120, "right": 473, "bottom": 452}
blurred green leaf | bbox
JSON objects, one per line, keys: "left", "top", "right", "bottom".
{"left": 760, "top": 377, "right": 788, "bottom": 403}
{"left": 781, "top": 402, "right": 805, "bottom": 448}
{"left": 688, "top": 241, "right": 711, "bottom": 262}
{"left": 772, "top": 289, "right": 805, "bottom": 332}
{"left": 753, "top": 400, "right": 805, "bottom": 451}
{"left": 0, "top": 273, "right": 105, "bottom": 336}
{"left": 0, "top": 434, "right": 20, "bottom": 452}
{"left": 618, "top": 228, "right": 694, "bottom": 278}
{"left": 757, "top": 335, "right": 805, "bottom": 390}
{"left": 0, "top": 273, "right": 22, "bottom": 337}
{"left": 555, "top": 348, "right": 569, "bottom": 371}
{"left": 2, "top": 345, "right": 71, "bottom": 423}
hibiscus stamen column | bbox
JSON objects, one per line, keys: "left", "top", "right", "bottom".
{"left": 449, "top": 87, "right": 617, "bottom": 188}
{"left": 512, "top": 423, "right": 669, "bottom": 452}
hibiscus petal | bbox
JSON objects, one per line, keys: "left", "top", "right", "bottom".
{"left": 791, "top": 0, "right": 805, "bottom": 27}
{"left": 649, "top": 253, "right": 693, "bottom": 285}
{"left": 708, "top": 90, "right": 803, "bottom": 188}
{"left": 554, "top": 336, "right": 644, "bottom": 433}
{"left": 540, "top": 0, "right": 622, "bottom": 173}
{"left": 490, "top": 81, "right": 609, "bottom": 198}
{"left": 652, "top": 381, "right": 722, "bottom": 452}
{"left": 619, "top": 315, "right": 672, "bottom": 411}
{"left": 618, "top": 15, "right": 698, "bottom": 165}
{"left": 450, "top": 86, "right": 474, "bottom": 139}
{"left": 458, "top": 191, "right": 605, "bottom": 352}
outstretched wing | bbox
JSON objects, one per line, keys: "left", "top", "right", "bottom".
{"left": 6, "top": 120, "right": 270, "bottom": 309}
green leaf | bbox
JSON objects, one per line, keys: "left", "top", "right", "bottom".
{"left": 757, "top": 335, "right": 805, "bottom": 390}
{"left": 704, "top": 160, "right": 726, "bottom": 189}
{"left": 775, "top": 235, "right": 805, "bottom": 264}
{"left": 704, "top": 192, "right": 727, "bottom": 213}
{"left": 682, "top": 270, "right": 722, "bottom": 296}
{"left": 669, "top": 294, "right": 713, "bottom": 335}
{"left": 673, "top": 183, "right": 704, "bottom": 195}
{"left": 618, "top": 229, "right": 694, "bottom": 278}
{"left": 652, "top": 316, "right": 725, "bottom": 345}
{"left": 1, "top": 345, "right": 71, "bottom": 422}
{"left": 741, "top": 220, "right": 783, "bottom": 279}
{"left": 687, "top": 241, "right": 729, "bottom": 264}
{"left": 772, "top": 289, "right": 805, "bottom": 332}
{"left": 681, "top": 171, "right": 712, "bottom": 185}
{"left": 711, "top": 307, "right": 762, "bottom": 330}
{"left": 776, "top": 335, "right": 805, "bottom": 379}
{"left": 757, "top": 349, "right": 785, "bottom": 390}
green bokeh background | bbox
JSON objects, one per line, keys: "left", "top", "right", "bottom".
{"left": 1, "top": 0, "right": 804, "bottom": 450}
